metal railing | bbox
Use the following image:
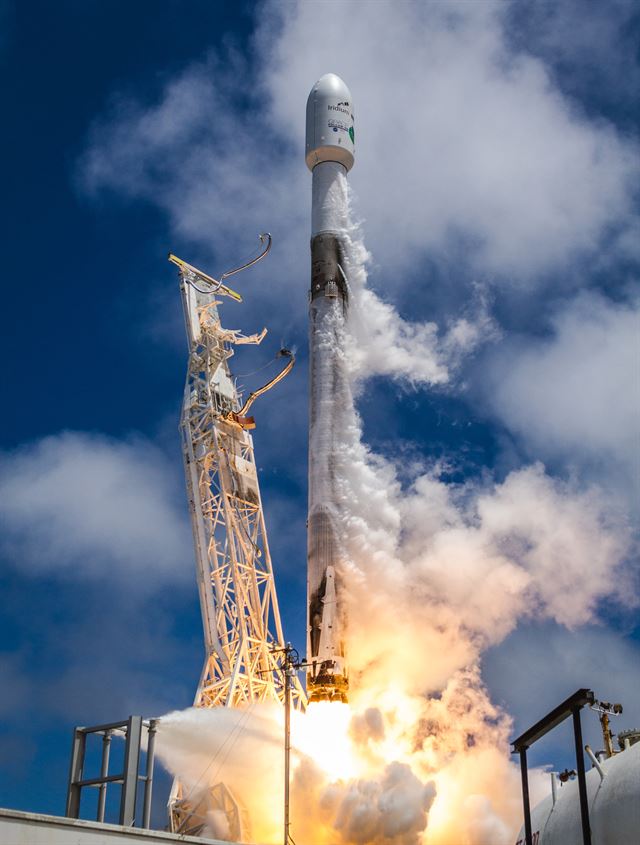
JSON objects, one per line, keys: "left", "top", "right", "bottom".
{"left": 65, "top": 715, "right": 157, "bottom": 828}
{"left": 511, "top": 689, "right": 594, "bottom": 845}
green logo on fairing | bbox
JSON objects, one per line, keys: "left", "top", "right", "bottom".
{"left": 349, "top": 126, "right": 355, "bottom": 144}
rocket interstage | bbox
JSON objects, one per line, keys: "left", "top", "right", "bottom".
{"left": 306, "top": 74, "right": 355, "bottom": 703}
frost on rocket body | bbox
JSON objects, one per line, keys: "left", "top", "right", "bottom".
{"left": 155, "top": 169, "right": 632, "bottom": 845}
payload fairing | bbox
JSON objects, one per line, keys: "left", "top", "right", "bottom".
{"left": 305, "top": 74, "right": 355, "bottom": 703}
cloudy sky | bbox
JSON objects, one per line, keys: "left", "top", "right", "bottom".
{"left": 1, "top": 0, "right": 638, "bottom": 828}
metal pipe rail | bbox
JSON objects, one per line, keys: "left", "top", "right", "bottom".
{"left": 511, "top": 689, "right": 595, "bottom": 845}
{"left": 66, "top": 716, "right": 158, "bottom": 828}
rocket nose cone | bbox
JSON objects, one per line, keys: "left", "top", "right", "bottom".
{"left": 309, "top": 73, "right": 353, "bottom": 103}
{"left": 306, "top": 73, "right": 355, "bottom": 172}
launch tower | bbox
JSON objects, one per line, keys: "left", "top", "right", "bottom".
{"left": 168, "top": 245, "right": 304, "bottom": 836}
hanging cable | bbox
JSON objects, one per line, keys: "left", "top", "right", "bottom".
{"left": 168, "top": 233, "right": 272, "bottom": 302}
{"left": 219, "top": 233, "right": 271, "bottom": 282}
{"left": 236, "top": 357, "right": 278, "bottom": 379}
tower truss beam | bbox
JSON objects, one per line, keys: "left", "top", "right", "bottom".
{"left": 168, "top": 256, "right": 305, "bottom": 836}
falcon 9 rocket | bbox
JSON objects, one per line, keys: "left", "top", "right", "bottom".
{"left": 305, "top": 74, "right": 355, "bottom": 703}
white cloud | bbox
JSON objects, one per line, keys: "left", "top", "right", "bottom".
{"left": 482, "top": 292, "right": 640, "bottom": 500}
{"left": 338, "top": 189, "right": 497, "bottom": 387}
{"left": 0, "top": 431, "right": 191, "bottom": 586}
{"left": 392, "top": 462, "right": 633, "bottom": 652}
{"left": 508, "top": 0, "right": 640, "bottom": 117}
{"left": 80, "top": 0, "right": 639, "bottom": 288}
{"left": 76, "top": 1, "right": 640, "bottom": 505}
{"left": 80, "top": 56, "right": 305, "bottom": 278}
{"left": 264, "top": 0, "right": 638, "bottom": 280}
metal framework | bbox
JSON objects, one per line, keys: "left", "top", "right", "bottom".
{"left": 512, "top": 689, "right": 595, "bottom": 845}
{"left": 168, "top": 249, "right": 305, "bottom": 836}
{"left": 66, "top": 716, "right": 157, "bottom": 829}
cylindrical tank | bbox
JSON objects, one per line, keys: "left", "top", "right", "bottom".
{"left": 515, "top": 742, "right": 640, "bottom": 844}
{"left": 306, "top": 73, "right": 355, "bottom": 172}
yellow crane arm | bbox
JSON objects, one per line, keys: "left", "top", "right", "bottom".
{"left": 236, "top": 349, "right": 295, "bottom": 419}
{"left": 168, "top": 253, "right": 243, "bottom": 302}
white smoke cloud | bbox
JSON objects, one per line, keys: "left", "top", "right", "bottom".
{"left": 329, "top": 217, "right": 635, "bottom": 670}
{"left": 84, "top": 1, "right": 638, "bottom": 282}
{"left": 79, "top": 0, "right": 639, "bottom": 380}
{"left": 77, "top": 0, "right": 639, "bottom": 496}
{"left": 342, "top": 213, "right": 496, "bottom": 387}
{"left": 508, "top": 0, "right": 640, "bottom": 119}
{"left": 404, "top": 464, "right": 631, "bottom": 635}
{"left": 481, "top": 292, "right": 640, "bottom": 502}
{"left": 0, "top": 431, "right": 191, "bottom": 585}
{"left": 338, "top": 413, "right": 633, "bottom": 705}
{"left": 262, "top": 0, "right": 639, "bottom": 280}
{"left": 153, "top": 195, "right": 634, "bottom": 844}
{"left": 331, "top": 763, "right": 436, "bottom": 844}
{"left": 307, "top": 202, "right": 632, "bottom": 842}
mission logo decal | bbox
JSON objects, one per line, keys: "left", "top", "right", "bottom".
{"left": 328, "top": 118, "right": 350, "bottom": 135}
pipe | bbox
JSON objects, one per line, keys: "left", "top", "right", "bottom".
{"left": 585, "top": 745, "right": 606, "bottom": 781}
{"left": 284, "top": 665, "right": 291, "bottom": 845}
{"left": 236, "top": 350, "right": 295, "bottom": 418}
{"left": 519, "top": 748, "right": 533, "bottom": 845}
{"left": 572, "top": 708, "right": 592, "bottom": 845}
{"left": 142, "top": 720, "right": 157, "bottom": 829}
{"left": 220, "top": 233, "right": 272, "bottom": 282}
{"left": 97, "top": 730, "right": 112, "bottom": 822}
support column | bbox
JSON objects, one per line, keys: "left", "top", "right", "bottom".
{"left": 572, "top": 708, "right": 592, "bottom": 845}
{"left": 518, "top": 747, "right": 533, "bottom": 845}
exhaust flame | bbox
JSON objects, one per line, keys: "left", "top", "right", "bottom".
{"left": 295, "top": 703, "right": 357, "bottom": 780}
{"left": 157, "top": 170, "right": 630, "bottom": 844}
{"left": 157, "top": 675, "right": 523, "bottom": 844}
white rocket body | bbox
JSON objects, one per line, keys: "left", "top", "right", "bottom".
{"left": 306, "top": 74, "right": 354, "bottom": 702}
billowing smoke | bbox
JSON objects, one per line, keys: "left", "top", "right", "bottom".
{"left": 155, "top": 170, "right": 631, "bottom": 844}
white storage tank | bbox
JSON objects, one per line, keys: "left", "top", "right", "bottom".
{"left": 515, "top": 740, "right": 640, "bottom": 845}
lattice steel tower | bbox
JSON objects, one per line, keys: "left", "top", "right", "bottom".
{"left": 167, "top": 240, "right": 305, "bottom": 837}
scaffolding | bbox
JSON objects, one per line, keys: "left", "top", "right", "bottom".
{"left": 168, "top": 243, "right": 305, "bottom": 836}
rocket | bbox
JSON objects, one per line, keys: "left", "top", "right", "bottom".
{"left": 305, "top": 74, "right": 355, "bottom": 703}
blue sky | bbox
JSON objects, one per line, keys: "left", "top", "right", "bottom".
{"left": 1, "top": 0, "right": 638, "bottom": 829}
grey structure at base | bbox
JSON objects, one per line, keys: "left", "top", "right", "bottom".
{"left": 0, "top": 808, "right": 236, "bottom": 845}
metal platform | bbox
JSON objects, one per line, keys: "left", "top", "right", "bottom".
{"left": 0, "top": 807, "right": 235, "bottom": 845}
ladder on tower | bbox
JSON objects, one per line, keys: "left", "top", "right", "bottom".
{"left": 167, "top": 239, "right": 306, "bottom": 837}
